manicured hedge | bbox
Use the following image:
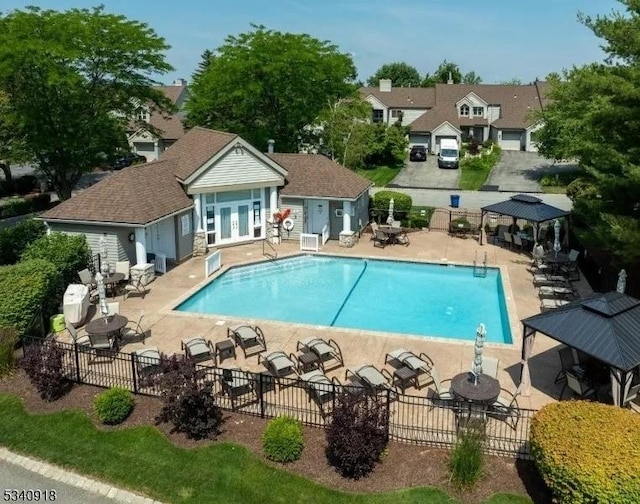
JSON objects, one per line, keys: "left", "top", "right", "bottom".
{"left": 0, "top": 219, "right": 46, "bottom": 266}
{"left": 531, "top": 401, "right": 640, "bottom": 504}
{"left": 22, "top": 232, "right": 91, "bottom": 291}
{"left": 262, "top": 416, "right": 304, "bottom": 463}
{"left": 0, "top": 259, "right": 62, "bottom": 337}
{"left": 371, "top": 191, "right": 412, "bottom": 224}
{"left": 0, "top": 193, "right": 50, "bottom": 219}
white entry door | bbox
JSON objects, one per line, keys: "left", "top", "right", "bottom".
{"left": 309, "top": 199, "right": 329, "bottom": 234}
{"left": 218, "top": 203, "right": 252, "bottom": 244}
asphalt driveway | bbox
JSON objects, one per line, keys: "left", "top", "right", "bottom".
{"left": 388, "top": 153, "right": 460, "bottom": 189}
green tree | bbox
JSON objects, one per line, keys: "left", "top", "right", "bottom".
{"left": 364, "top": 124, "right": 409, "bottom": 168}
{"left": 185, "top": 25, "right": 357, "bottom": 152}
{"left": 0, "top": 91, "right": 31, "bottom": 186}
{"left": 500, "top": 77, "right": 523, "bottom": 85}
{"left": 535, "top": 0, "right": 640, "bottom": 262}
{"left": 366, "top": 62, "right": 422, "bottom": 87}
{"left": 422, "top": 60, "right": 463, "bottom": 86}
{"left": 0, "top": 6, "right": 173, "bottom": 200}
{"left": 462, "top": 71, "right": 482, "bottom": 84}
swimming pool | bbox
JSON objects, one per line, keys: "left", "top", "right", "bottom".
{"left": 176, "top": 255, "right": 513, "bottom": 344}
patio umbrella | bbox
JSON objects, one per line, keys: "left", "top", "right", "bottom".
{"left": 99, "top": 234, "right": 109, "bottom": 276}
{"left": 386, "top": 198, "right": 395, "bottom": 225}
{"left": 617, "top": 269, "right": 627, "bottom": 294}
{"left": 95, "top": 272, "right": 110, "bottom": 321}
{"left": 553, "top": 219, "right": 561, "bottom": 258}
{"left": 471, "top": 323, "right": 486, "bottom": 385}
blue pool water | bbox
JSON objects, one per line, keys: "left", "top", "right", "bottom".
{"left": 176, "top": 255, "right": 513, "bottom": 344}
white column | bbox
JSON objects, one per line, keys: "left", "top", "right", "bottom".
{"left": 194, "top": 193, "right": 203, "bottom": 232}
{"left": 269, "top": 186, "right": 278, "bottom": 215}
{"left": 134, "top": 227, "right": 147, "bottom": 265}
{"left": 342, "top": 201, "right": 352, "bottom": 232}
{"left": 154, "top": 140, "right": 160, "bottom": 160}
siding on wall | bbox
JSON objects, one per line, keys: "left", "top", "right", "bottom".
{"left": 48, "top": 223, "right": 133, "bottom": 268}
{"left": 400, "top": 108, "right": 428, "bottom": 126}
{"left": 279, "top": 197, "right": 304, "bottom": 240}
{"left": 189, "top": 150, "right": 284, "bottom": 192}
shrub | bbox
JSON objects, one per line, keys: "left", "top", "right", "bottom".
{"left": 371, "top": 191, "right": 412, "bottom": 223}
{"left": 262, "top": 416, "right": 304, "bottom": 463}
{"left": 325, "top": 393, "right": 389, "bottom": 479}
{"left": 22, "top": 232, "right": 91, "bottom": 291}
{"left": 531, "top": 401, "right": 640, "bottom": 503}
{"left": 21, "top": 339, "right": 69, "bottom": 401}
{"left": 12, "top": 175, "right": 38, "bottom": 195}
{"left": 0, "top": 327, "right": 18, "bottom": 376}
{"left": 448, "top": 424, "right": 485, "bottom": 488}
{"left": 0, "top": 218, "right": 47, "bottom": 266}
{"left": 0, "top": 259, "right": 62, "bottom": 337}
{"left": 0, "top": 194, "right": 50, "bottom": 219}
{"left": 94, "top": 387, "right": 134, "bottom": 425}
{"left": 149, "top": 355, "right": 224, "bottom": 440}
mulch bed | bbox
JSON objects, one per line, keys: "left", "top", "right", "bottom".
{"left": 0, "top": 372, "right": 552, "bottom": 504}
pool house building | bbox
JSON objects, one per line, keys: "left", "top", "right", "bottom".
{"left": 40, "top": 127, "right": 372, "bottom": 269}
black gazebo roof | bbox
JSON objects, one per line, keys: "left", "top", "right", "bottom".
{"left": 481, "top": 194, "right": 569, "bottom": 223}
{"left": 522, "top": 291, "right": 640, "bottom": 371}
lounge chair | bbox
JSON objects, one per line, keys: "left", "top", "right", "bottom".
{"left": 296, "top": 337, "right": 344, "bottom": 371}
{"left": 541, "top": 297, "right": 571, "bottom": 311}
{"left": 181, "top": 337, "right": 214, "bottom": 363}
{"left": 345, "top": 364, "right": 398, "bottom": 395}
{"left": 538, "top": 285, "right": 577, "bottom": 300}
{"left": 299, "top": 369, "right": 342, "bottom": 415}
{"left": 372, "top": 230, "right": 388, "bottom": 248}
{"left": 480, "top": 356, "right": 500, "bottom": 380}
{"left": 369, "top": 221, "right": 379, "bottom": 240}
{"left": 488, "top": 388, "right": 522, "bottom": 429}
{"left": 259, "top": 351, "right": 299, "bottom": 388}
{"left": 532, "top": 273, "right": 569, "bottom": 287}
{"left": 227, "top": 324, "right": 267, "bottom": 358}
{"left": 219, "top": 367, "right": 255, "bottom": 410}
{"left": 123, "top": 278, "right": 148, "bottom": 299}
{"left": 429, "top": 367, "right": 455, "bottom": 403}
{"left": 384, "top": 348, "right": 434, "bottom": 388}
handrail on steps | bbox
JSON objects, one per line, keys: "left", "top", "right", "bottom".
{"left": 262, "top": 238, "right": 277, "bottom": 259}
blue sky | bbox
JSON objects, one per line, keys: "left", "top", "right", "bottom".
{"left": 2, "top": 0, "right": 623, "bottom": 85}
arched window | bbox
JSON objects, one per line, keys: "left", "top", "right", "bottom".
{"left": 460, "top": 104, "right": 470, "bottom": 117}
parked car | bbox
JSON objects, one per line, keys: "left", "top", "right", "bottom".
{"left": 409, "top": 145, "right": 427, "bottom": 162}
{"left": 112, "top": 152, "right": 147, "bottom": 170}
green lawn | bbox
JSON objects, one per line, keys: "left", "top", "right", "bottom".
{"left": 459, "top": 147, "right": 502, "bottom": 190}
{"left": 356, "top": 165, "right": 401, "bottom": 187}
{"left": 0, "top": 394, "right": 532, "bottom": 504}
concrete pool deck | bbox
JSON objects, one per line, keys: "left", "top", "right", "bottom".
{"left": 67, "top": 228, "right": 592, "bottom": 411}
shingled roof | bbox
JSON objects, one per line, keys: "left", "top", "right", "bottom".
{"left": 129, "top": 85, "right": 188, "bottom": 141}
{"left": 269, "top": 154, "right": 371, "bottom": 199}
{"left": 360, "top": 86, "right": 436, "bottom": 109}
{"left": 159, "top": 126, "right": 238, "bottom": 181}
{"left": 41, "top": 159, "right": 193, "bottom": 225}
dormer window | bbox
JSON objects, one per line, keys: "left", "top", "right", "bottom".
{"left": 136, "top": 108, "right": 149, "bottom": 122}
{"left": 473, "top": 106, "right": 484, "bottom": 117}
{"left": 460, "top": 104, "right": 469, "bottom": 117}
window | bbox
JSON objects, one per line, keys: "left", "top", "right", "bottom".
{"left": 136, "top": 108, "right": 149, "bottom": 122}
{"left": 473, "top": 106, "right": 484, "bottom": 117}
{"left": 372, "top": 109, "right": 384, "bottom": 123}
{"left": 205, "top": 206, "right": 215, "bottom": 245}
{"left": 390, "top": 109, "right": 401, "bottom": 118}
{"left": 460, "top": 105, "right": 470, "bottom": 117}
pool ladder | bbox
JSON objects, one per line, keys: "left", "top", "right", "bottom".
{"left": 473, "top": 251, "right": 488, "bottom": 277}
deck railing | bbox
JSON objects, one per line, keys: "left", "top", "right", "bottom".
{"left": 28, "top": 337, "right": 534, "bottom": 459}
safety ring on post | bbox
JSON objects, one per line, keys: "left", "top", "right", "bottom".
{"left": 282, "top": 218, "right": 294, "bottom": 231}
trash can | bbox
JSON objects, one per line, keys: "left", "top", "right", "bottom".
{"left": 49, "top": 314, "right": 65, "bottom": 333}
{"left": 450, "top": 194, "right": 460, "bottom": 208}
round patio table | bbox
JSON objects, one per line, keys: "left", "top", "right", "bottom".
{"left": 451, "top": 372, "right": 500, "bottom": 404}
{"left": 85, "top": 314, "right": 128, "bottom": 337}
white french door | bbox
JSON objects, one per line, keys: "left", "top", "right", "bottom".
{"left": 218, "top": 203, "right": 251, "bottom": 244}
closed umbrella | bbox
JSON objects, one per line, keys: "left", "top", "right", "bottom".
{"left": 386, "top": 198, "right": 395, "bottom": 225}
{"left": 617, "top": 269, "right": 627, "bottom": 294}
{"left": 99, "top": 234, "right": 109, "bottom": 276}
{"left": 553, "top": 219, "right": 561, "bottom": 258}
{"left": 95, "top": 272, "right": 110, "bottom": 321}
{"left": 471, "top": 323, "right": 486, "bottom": 385}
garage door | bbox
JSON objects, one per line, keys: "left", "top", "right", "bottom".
{"left": 499, "top": 131, "right": 522, "bottom": 151}
{"left": 409, "top": 133, "right": 429, "bottom": 148}
{"left": 435, "top": 135, "right": 457, "bottom": 154}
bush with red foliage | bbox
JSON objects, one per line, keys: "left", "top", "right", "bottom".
{"left": 21, "top": 339, "right": 69, "bottom": 401}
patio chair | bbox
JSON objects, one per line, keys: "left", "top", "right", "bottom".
{"left": 395, "top": 230, "right": 410, "bottom": 246}
{"left": 344, "top": 364, "right": 398, "bottom": 396}
{"left": 369, "top": 221, "right": 379, "bottom": 240}
{"left": 384, "top": 348, "right": 434, "bottom": 388}
{"left": 259, "top": 351, "right": 299, "bottom": 385}
{"left": 296, "top": 337, "right": 344, "bottom": 371}
{"left": 120, "top": 310, "right": 145, "bottom": 343}
{"left": 480, "top": 356, "right": 500, "bottom": 380}
{"left": 554, "top": 346, "right": 585, "bottom": 384}
{"left": 512, "top": 234, "right": 523, "bottom": 252}
{"left": 181, "top": 337, "right": 214, "bottom": 363}
{"left": 503, "top": 232, "right": 513, "bottom": 249}
{"left": 107, "top": 302, "right": 120, "bottom": 316}
{"left": 219, "top": 367, "right": 255, "bottom": 410}
{"left": 539, "top": 285, "right": 578, "bottom": 300}
{"left": 87, "top": 331, "right": 118, "bottom": 361}
{"left": 133, "top": 347, "right": 162, "bottom": 380}
{"left": 227, "top": 324, "right": 267, "bottom": 358}
{"left": 429, "top": 367, "right": 455, "bottom": 404}
{"left": 299, "top": 369, "right": 342, "bottom": 415}
{"left": 66, "top": 323, "right": 90, "bottom": 346}
{"left": 115, "top": 260, "right": 130, "bottom": 281}
{"left": 123, "top": 278, "right": 148, "bottom": 299}
{"left": 372, "top": 230, "right": 388, "bottom": 248}
{"left": 488, "top": 388, "right": 522, "bottom": 429}
{"left": 561, "top": 370, "right": 595, "bottom": 400}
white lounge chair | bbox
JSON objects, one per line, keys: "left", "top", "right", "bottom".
{"left": 181, "top": 337, "right": 214, "bottom": 362}
{"left": 227, "top": 324, "right": 267, "bottom": 358}
{"left": 384, "top": 348, "right": 434, "bottom": 388}
{"left": 296, "top": 337, "right": 344, "bottom": 370}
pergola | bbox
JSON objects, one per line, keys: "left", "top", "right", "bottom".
{"left": 520, "top": 291, "right": 640, "bottom": 407}
{"left": 479, "top": 194, "right": 570, "bottom": 246}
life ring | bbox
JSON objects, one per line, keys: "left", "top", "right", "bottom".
{"left": 282, "top": 218, "right": 294, "bottom": 231}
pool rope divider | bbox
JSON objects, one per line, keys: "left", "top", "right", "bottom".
{"left": 329, "top": 259, "right": 368, "bottom": 327}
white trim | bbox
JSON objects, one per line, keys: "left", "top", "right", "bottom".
{"left": 41, "top": 205, "right": 193, "bottom": 229}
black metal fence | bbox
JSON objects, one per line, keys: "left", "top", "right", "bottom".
{"left": 32, "top": 338, "right": 535, "bottom": 459}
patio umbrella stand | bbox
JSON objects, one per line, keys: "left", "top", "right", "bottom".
{"left": 553, "top": 219, "right": 561, "bottom": 258}
{"left": 386, "top": 198, "right": 395, "bottom": 226}
{"left": 95, "top": 272, "right": 110, "bottom": 323}
{"left": 471, "top": 323, "right": 486, "bottom": 385}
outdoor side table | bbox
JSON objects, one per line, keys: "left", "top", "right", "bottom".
{"left": 297, "top": 350, "right": 320, "bottom": 373}
{"left": 393, "top": 366, "right": 418, "bottom": 393}
{"left": 215, "top": 339, "right": 236, "bottom": 364}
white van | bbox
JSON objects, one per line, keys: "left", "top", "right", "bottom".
{"left": 438, "top": 139, "right": 460, "bottom": 169}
